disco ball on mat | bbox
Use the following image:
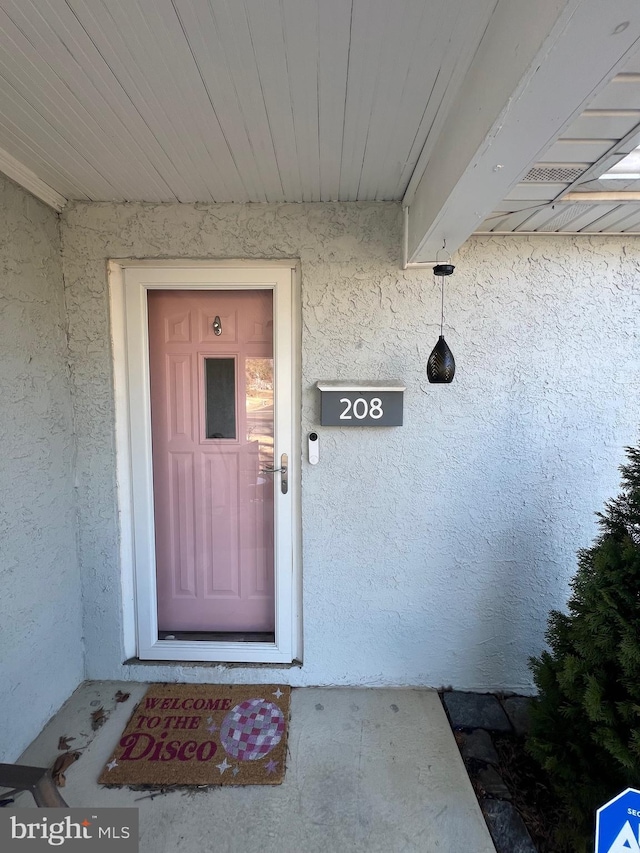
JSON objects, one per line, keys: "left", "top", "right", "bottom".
{"left": 220, "top": 698, "right": 286, "bottom": 761}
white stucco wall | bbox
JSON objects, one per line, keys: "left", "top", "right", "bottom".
{"left": 60, "top": 201, "right": 640, "bottom": 692}
{"left": 0, "top": 174, "right": 84, "bottom": 761}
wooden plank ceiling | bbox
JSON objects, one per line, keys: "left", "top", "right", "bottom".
{"left": 2, "top": 0, "right": 640, "bottom": 252}
{"left": 0, "top": 0, "right": 497, "bottom": 204}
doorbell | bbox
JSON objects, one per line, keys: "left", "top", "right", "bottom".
{"left": 308, "top": 432, "right": 320, "bottom": 465}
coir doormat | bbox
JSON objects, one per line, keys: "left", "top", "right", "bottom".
{"left": 99, "top": 684, "right": 290, "bottom": 787}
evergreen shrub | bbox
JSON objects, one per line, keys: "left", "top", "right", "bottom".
{"left": 528, "top": 443, "right": 640, "bottom": 851}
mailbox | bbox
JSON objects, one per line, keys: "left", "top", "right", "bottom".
{"left": 316, "top": 380, "right": 405, "bottom": 427}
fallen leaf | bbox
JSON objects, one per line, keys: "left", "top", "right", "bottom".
{"left": 51, "top": 752, "right": 80, "bottom": 788}
{"left": 58, "top": 736, "right": 75, "bottom": 751}
{"left": 91, "top": 708, "right": 108, "bottom": 731}
{"left": 115, "top": 690, "right": 130, "bottom": 704}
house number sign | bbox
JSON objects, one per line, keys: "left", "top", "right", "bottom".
{"left": 316, "top": 381, "right": 406, "bottom": 427}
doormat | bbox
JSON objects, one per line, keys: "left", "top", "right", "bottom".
{"left": 98, "top": 684, "right": 290, "bottom": 787}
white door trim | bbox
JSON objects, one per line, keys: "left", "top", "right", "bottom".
{"left": 109, "top": 260, "right": 301, "bottom": 664}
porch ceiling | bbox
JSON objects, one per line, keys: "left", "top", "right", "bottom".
{"left": 0, "top": 0, "right": 497, "bottom": 205}
{"left": 1, "top": 1, "right": 640, "bottom": 261}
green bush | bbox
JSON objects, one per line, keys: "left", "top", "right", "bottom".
{"left": 528, "top": 443, "right": 640, "bottom": 851}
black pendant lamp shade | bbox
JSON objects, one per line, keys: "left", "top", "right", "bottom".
{"left": 427, "top": 262, "right": 456, "bottom": 383}
{"left": 427, "top": 335, "right": 455, "bottom": 383}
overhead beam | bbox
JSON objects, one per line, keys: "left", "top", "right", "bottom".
{"left": 0, "top": 148, "right": 67, "bottom": 212}
{"left": 404, "top": 0, "right": 640, "bottom": 263}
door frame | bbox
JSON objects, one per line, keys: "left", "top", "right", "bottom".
{"left": 109, "top": 260, "right": 301, "bottom": 663}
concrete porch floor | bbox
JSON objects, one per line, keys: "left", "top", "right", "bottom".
{"left": 8, "top": 682, "right": 496, "bottom": 853}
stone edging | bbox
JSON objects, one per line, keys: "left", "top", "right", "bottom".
{"left": 440, "top": 690, "right": 538, "bottom": 853}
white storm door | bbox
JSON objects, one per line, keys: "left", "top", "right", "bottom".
{"left": 121, "top": 265, "right": 298, "bottom": 663}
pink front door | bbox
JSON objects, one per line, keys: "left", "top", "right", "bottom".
{"left": 147, "top": 289, "right": 275, "bottom": 633}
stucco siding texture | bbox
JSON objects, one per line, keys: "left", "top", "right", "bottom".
{"left": 0, "top": 174, "right": 83, "bottom": 761}
{"left": 60, "top": 201, "right": 640, "bottom": 692}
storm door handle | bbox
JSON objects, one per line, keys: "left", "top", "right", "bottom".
{"left": 260, "top": 453, "right": 288, "bottom": 494}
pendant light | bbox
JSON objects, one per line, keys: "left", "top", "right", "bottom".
{"left": 427, "top": 248, "right": 456, "bottom": 384}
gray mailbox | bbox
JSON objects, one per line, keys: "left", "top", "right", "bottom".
{"left": 317, "top": 380, "right": 405, "bottom": 427}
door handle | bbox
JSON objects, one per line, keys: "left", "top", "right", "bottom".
{"left": 260, "top": 453, "right": 288, "bottom": 495}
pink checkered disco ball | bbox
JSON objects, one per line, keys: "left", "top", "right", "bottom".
{"left": 220, "top": 698, "right": 285, "bottom": 761}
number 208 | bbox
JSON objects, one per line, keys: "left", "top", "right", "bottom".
{"left": 339, "top": 397, "right": 383, "bottom": 420}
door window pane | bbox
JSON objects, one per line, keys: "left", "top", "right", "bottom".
{"left": 205, "top": 357, "right": 236, "bottom": 439}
